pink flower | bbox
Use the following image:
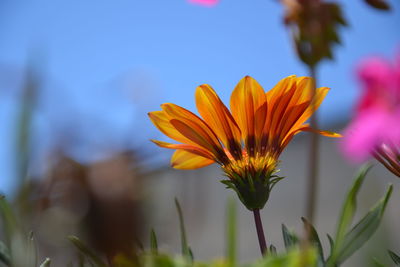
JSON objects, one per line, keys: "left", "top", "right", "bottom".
{"left": 188, "top": 0, "right": 219, "bottom": 7}
{"left": 342, "top": 52, "right": 400, "bottom": 177}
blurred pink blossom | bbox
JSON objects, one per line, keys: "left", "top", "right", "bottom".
{"left": 188, "top": 0, "right": 219, "bottom": 7}
{"left": 342, "top": 52, "right": 400, "bottom": 176}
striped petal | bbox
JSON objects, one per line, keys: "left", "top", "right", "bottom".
{"left": 230, "top": 76, "right": 267, "bottom": 155}
{"left": 148, "top": 110, "right": 196, "bottom": 145}
{"left": 287, "top": 77, "right": 314, "bottom": 105}
{"left": 280, "top": 125, "right": 342, "bottom": 150}
{"left": 254, "top": 101, "right": 269, "bottom": 153}
{"left": 171, "top": 149, "right": 214, "bottom": 169}
{"left": 263, "top": 76, "right": 297, "bottom": 143}
{"left": 300, "top": 127, "right": 342, "bottom": 138}
{"left": 151, "top": 140, "right": 215, "bottom": 160}
{"left": 266, "top": 76, "right": 330, "bottom": 145}
{"left": 276, "top": 101, "right": 309, "bottom": 141}
{"left": 161, "top": 103, "right": 225, "bottom": 160}
{"left": 267, "top": 80, "right": 297, "bottom": 143}
{"left": 294, "top": 86, "right": 330, "bottom": 127}
{"left": 266, "top": 75, "right": 297, "bottom": 109}
{"left": 195, "top": 84, "right": 242, "bottom": 158}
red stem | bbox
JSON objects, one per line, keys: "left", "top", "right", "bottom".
{"left": 253, "top": 209, "right": 267, "bottom": 255}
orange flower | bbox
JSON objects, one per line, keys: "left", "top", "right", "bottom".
{"left": 149, "top": 75, "right": 340, "bottom": 209}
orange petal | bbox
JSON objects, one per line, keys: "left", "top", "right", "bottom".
{"left": 263, "top": 76, "right": 297, "bottom": 142}
{"left": 195, "top": 84, "right": 242, "bottom": 157}
{"left": 276, "top": 101, "right": 309, "bottom": 141}
{"left": 254, "top": 102, "right": 269, "bottom": 153}
{"left": 161, "top": 103, "right": 226, "bottom": 160}
{"left": 291, "top": 77, "right": 314, "bottom": 104}
{"left": 294, "top": 86, "right": 330, "bottom": 127}
{"left": 267, "top": 81, "right": 297, "bottom": 142}
{"left": 230, "top": 76, "right": 267, "bottom": 153}
{"left": 301, "top": 127, "right": 342, "bottom": 138}
{"left": 275, "top": 78, "right": 316, "bottom": 138}
{"left": 280, "top": 124, "right": 341, "bottom": 150}
{"left": 169, "top": 119, "right": 218, "bottom": 153}
{"left": 151, "top": 139, "right": 215, "bottom": 160}
{"left": 266, "top": 75, "right": 297, "bottom": 108}
{"left": 265, "top": 76, "right": 330, "bottom": 147}
{"left": 171, "top": 149, "right": 214, "bottom": 169}
{"left": 148, "top": 110, "right": 196, "bottom": 145}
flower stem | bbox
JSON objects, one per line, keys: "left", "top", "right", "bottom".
{"left": 305, "top": 66, "right": 319, "bottom": 225}
{"left": 252, "top": 209, "right": 267, "bottom": 256}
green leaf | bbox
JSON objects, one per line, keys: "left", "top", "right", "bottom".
{"left": 68, "top": 235, "right": 106, "bottom": 267}
{"left": 226, "top": 198, "right": 236, "bottom": 266}
{"left": 336, "top": 184, "right": 393, "bottom": 264}
{"left": 388, "top": 250, "right": 400, "bottom": 265}
{"left": 39, "top": 258, "right": 51, "bottom": 267}
{"left": 174, "top": 198, "right": 192, "bottom": 261}
{"left": 0, "top": 196, "right": 18, "bottom": 244}
{"left": 372, "top": 257, "right": 386, "bottom": 267}
{"left": 334, "top": 165, "right": 371, "bottom": 251}
{"left": 150, "top": 228, "right": 158, "bottom": 254}
{"left": 0, "top": 240, "right": 10, "bottom": 266}
{"left": 269, "top": 245, "right": 277, "bottom": 256}
{"left": 302, "top": 217, "right": 325, "bottom": 267}
{"left": 188, "top": 247, "right": 194, "bottom": 261}
{"left": 326, "top": 234, "right": 334, "bottom": 257}
{"left": 281, "top": 224, "right": 299, "bottom": 250}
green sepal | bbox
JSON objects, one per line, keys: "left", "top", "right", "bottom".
{"left": 221, "top": 174, "right": 284, "bottom": 211}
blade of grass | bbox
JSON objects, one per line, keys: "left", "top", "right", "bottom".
{"left": 174, "top": 198, "right": 191, "bottom": 260}
{"left": 68, "top": 236, "right": 106, "bottom": 267}
{"left": 226, "top": 198, "right": 237, "bottom": 266}
{"left": 150, "top": 229, "right": 158, "bottom": 254}
{"left": 39, "top": 258, "right": 51, "bottom": 267}
{"left": 0, "top": 241, "right": 10, "bottom": 266}
{"left": 0, "top": 196, "right": 18, "bottom": 245}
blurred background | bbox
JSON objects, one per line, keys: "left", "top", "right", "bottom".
{"left": 0, "top": 0, "right": 400, "bottom": 266}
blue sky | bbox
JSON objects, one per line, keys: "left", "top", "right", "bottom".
{"left": 0, "top": 0, "right": 399, "bottom": 193}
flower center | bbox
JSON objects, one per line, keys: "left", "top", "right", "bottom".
{"left": 221, "top": 150, "right": 278, "bottom": 181}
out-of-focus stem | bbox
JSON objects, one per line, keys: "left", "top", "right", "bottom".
{"left": 16, "top": 67, "right": 38, "bottom": 183}
{"left": 252, "top": 209, "right": 267, "bottom": 256}
{"left": 305, "top": 66, "right": 319, "bottom": 226}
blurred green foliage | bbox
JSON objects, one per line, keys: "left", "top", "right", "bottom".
{"left": 0, "top": 166, "right": 395, "bottom": 266}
